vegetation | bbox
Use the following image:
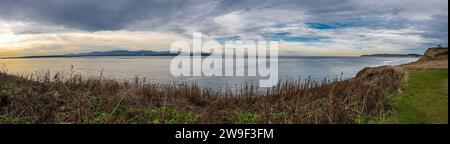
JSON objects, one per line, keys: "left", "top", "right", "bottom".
{"left": 2, "top": 47, "right": 447, "bottom": 124}
{"left": 354, "top": 69, "right": 448, "bottom": 124}
{"left": 393, "top": 69, "right": 448, "bottom": 124}
{"left": 0, "top": 65, "right": 405, "bottom": 124}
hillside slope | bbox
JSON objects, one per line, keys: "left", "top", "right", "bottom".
{"left": 418, "top": 47, "right": 448, "bottom": 62}
{"left": 402, "top": 47, "right": 448, "bottom": 69}
{"left": 394, "top": 47, "right": 448, "bottom": 124}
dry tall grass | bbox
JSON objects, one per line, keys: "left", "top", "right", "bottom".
{"left": 0, "top": 65, "right": 404, "bottom": 124}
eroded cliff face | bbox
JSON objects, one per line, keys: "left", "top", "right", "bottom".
{"left": 418, "top": 48, "right": 448, "bottom": 62}
{"left": 402, "top": 47, "right": 448, "bottom": 69}
{"left": 354, "top": 66, "right": 405, "bottom": 83}
{"left": 353, "top": 47, "right": 448, "bottom": 88}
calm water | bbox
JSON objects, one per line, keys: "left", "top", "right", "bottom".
{"left": 0, "top": 56, "right": 418, "bottom": 89}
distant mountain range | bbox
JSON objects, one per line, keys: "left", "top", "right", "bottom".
{"left": 6, "top": 50, "right": 210, "bottom": 58}
{"left": 360, "top": 54, "right": 422, "bottom": 57}
{"left": 67, "top": 50, "right": 181, "bottom": 56}
{"left": 4, "top": 50, "right": 423, "bottom": 59}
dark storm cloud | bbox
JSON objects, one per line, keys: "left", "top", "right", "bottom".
{"left": 0, "top": 0, "right": 194, "bottom": 31}
{"left": 421, "top": 14, "right": 449, "bottom": 42}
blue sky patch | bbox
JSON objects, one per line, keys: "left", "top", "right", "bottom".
{"left": 306, "top": 22, "right": 356, "bottom": 30}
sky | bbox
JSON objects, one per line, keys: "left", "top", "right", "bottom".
{"left": 0, "top": 0, "right": 448, "bottom": 57}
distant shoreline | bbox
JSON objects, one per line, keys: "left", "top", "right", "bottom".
{"left": 2, "top": 54, "right": 422, "bottom": 59}
{"left": 0, "top": 50, "right": 212, "bottom": 59}
{"left": 0, "top": 54, "right": 180, "bottom": 59}
{"left": 1, "top": 55, "right": 422, "bottom": 60}
{"left": 360, "top": 54, "right": 422, "bottom": 58}
{"left": 1, "top": 49, "right": 426, "bottom": 59}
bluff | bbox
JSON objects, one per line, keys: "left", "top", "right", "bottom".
{"left": 418, "top": 47, "right": 448, "bottom": 62}
{"left": 354, "top": 47, "right": 448, "bottom": 85}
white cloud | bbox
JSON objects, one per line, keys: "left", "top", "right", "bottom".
{"left": 0, "top": 0, "right": 448, "bottom": 57}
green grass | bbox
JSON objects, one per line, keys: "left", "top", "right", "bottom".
{"left": 0, "top": 115, "right": 25, "bottom": 124}
{"left": 393, "top": 69, "right": 448, "bottom": 124}
{"left": 355, "top": 111, "right": 396, "bottom": 124}
{"left": 87, "top": 107, "right": 196, "bottom": 124}
{"left": 233, "top": 112, "right": 260, "bottom": 123}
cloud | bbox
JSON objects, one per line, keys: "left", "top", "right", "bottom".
{"left": 0, "top": 0, "right": 448, "bottom": 56}
{"left": 0, "top": 25, "right": 189, "bottom": 57}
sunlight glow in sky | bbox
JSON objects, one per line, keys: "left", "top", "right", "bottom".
{"left": 0, "top": 0, "right": 448, "bottom": 57}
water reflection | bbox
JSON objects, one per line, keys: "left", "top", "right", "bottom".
{"left": 0, "top": 56, "right": 418, "bottom": 89}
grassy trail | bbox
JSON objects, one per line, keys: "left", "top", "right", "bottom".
{"left": 394, "top": 69, "right": 448, "bottom": 124}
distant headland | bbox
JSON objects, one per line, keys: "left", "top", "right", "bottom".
{"left": 2, "top": 50, "right": 211, "bottom": 59}
{"left": 360, "top": 53, "right": 422, "bottom": 58}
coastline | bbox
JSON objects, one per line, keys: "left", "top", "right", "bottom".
{"left": 0, "top": 48, "right": 447, "bottom": 124}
